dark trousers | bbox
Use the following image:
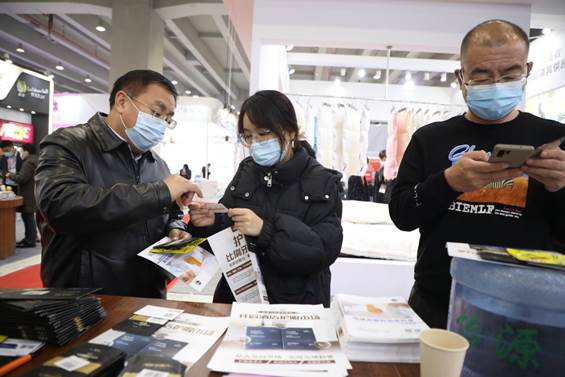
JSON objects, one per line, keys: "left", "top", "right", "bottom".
{"left": 21, "top": 212, "right": 37, "bottom": 244}
{"left": 408, "top": 284, "right": 449, "bottom": 329}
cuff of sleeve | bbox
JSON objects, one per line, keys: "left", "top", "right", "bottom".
{"left": 166, "top": 220, "right": 186, "bottom": 234}
{"left": 257, "top": 219, "right": 275, "bottom": 248}
{"left": 154, "top": 181, "right": 173, "bottom": 214}
{"left": 418, "top": 170, "right": 461, "bottom": 208}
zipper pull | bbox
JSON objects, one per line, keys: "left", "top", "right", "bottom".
{"left": 266, "top": 172, "right": 273, "bottom": 188}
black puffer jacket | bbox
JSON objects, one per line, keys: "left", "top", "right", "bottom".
{"left": 35, "top": 113, "right": 179, "bottom": 298}
{"left": 191, "top": 148, "right": 343, "bottom": 307}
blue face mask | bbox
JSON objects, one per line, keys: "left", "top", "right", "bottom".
{"left": 3, "top": 152, "right": 14, "bottom": 158}
{"left": 250, "top": 138, "right": 286, "bottom": 167}
{"left": 121, "top": 99, "right": 168, "bottom": 152}
{"left": 465, "top": 80, "right": 525, "bottom": 121}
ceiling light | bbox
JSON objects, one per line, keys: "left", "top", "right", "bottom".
{"left": 55, "top": 63, "right": 64, "bottom": 71}
{"left": 340, "top": 68, "right": 346, "bottom": 77}
{"left": 171, "top": 80, "right": 178, "bottom": 85}
{"left": 185, "top": 90, "right": 192, "bottom": 95}
{"left": 450, "top": 81, "right": 458, "bottom": 89}
{"left": 405, "top": 71, "right": 412, "bottom": 81}
{"left": 334, "top": 77, "right": 341, "bottom": 85}
{"left": 373, "top": 70, "right": 382, "bottom": 80}
{"left": 440, "top": 72, "right": 447, "bottom": 82}
{"left": 6, "top": 105, "right": 12, "bottom": 109}
{"left": 286, "top": 45, "right": 294, "bottom": 52}
{"left": 19, "top": 108, "right": 24, "bottom": 112}
{"left": 358, "top": 68, "right": 366, "bottom": 78}
{"left": 96, "top": 21, "right": 106, "bottom": 32}
{"left": 288, "top": 68, "right": 295, "bottom": 75}
{"left": 31, "top": 110, "right": 36, "bottom": 115}
{"left": 424, "top": 72, "right": 431, "bottom": 81}
{"left": 542, "top": 27, "right": 552, "bottom": 36}
{"left": 230, "top": 105, "right": 236, "bottom": 110}
{"left": 16, "top": 44, "right": 25, "bottom": 53}
{"left": 84, "top": 75, "right": 92, "bottom": 83}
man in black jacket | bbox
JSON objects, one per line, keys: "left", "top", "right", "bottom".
{"left": 390, "top": 20, "right": 565, "bottom": 328}
{"left": 7, "top": 144, "right": 38, "bottom": 248}
{"left": 0, "top": 141, "right": 23, "bottom": 188}
{"left": 35, "top": 70, "right": 202, "bottom": 298}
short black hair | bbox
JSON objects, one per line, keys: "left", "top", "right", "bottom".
{"left": 109, "top": 70, "right": 178, "bottom": 108}
{"left": 0, "top": 141, "right": 14, "bottom": 149}
{"left": 21, "top": 144, "right": 36, "bottom": 154}
{"left": 461, "top": 19, "right": 529, "bottom": 60}
{"left": 379, "top": 150, "right": 386, "bottom": 160}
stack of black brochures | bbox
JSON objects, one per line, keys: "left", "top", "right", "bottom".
{"left": 120, "top": 353, "right": 186, "bottom": 376}
{"left": 0, "top": 288, "right": 106, "bottom": 346}
{"left": 25, "top": 343, "right": 126, "bottom": 377}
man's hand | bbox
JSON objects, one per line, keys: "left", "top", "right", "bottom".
{"left": 188, "top": 203, "right": 215, "bottom": 227}
{"left": 168, "top": 229, "right": 191, "bottom": 241}
{"left": 444, "top": 151, "right": 523, "bottom": 193}
{"left": 522, "top": 145, "right": 565, "bottom": 192}
{"left": 228, "top": 208, "right": 264, "bottom": 236}
{"left": 163, "top": 175, "right": 203, "bottom": 206}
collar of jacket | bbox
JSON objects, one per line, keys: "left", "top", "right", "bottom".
{"left": 260, "top": 147, "right": 310, "bottom": 184}
{"left": 89, "top": 112, "right": 156, "bottom": 162}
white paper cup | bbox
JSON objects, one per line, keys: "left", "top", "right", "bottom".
{"left": 420, "top": 329, "right": 470, "bottom": 377}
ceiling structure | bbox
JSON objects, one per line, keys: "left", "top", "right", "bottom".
{"left": 0, "top": 0, "right": 564, "bottom": 98}
{"left": 0, "top": 0, "right": 250, "bottom": 101}
{"left": 287, "top": 47, "right": 461, "bottom": 88}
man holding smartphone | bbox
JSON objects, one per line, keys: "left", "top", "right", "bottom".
{"left": 389, "top": 19, "right": 565, "bottom": 328}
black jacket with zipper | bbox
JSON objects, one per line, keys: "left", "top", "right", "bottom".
{"left": 190, "top": 148, "right": 343, "bottom": 307}
{"left": 35, "top": 113, "right": 180, "bottom": 298}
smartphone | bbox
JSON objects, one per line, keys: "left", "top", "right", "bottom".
{"left": 489, "top": 136, "right": 565, "bottom": 168}
{"left": 490, "top": 144, "right": 535, "bottom": 168}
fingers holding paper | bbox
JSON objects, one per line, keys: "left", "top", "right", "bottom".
{"left": 228, "top": 208, "right": 264, "bottom": 237}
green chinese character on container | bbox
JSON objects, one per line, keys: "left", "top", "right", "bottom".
{"left": 495, "top": 324, "right": 540, "bottom": 370}
{"left": 456, "top": 309, "right": 481, "bottom": 347}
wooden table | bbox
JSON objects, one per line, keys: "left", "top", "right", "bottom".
{"left": 11, "top": 295, "right": 420, "bottom": 377}
{"left": 0, "top": 196, "right": 23, "bottom": 259}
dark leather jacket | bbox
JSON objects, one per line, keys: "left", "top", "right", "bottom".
{"left": 35, "top": 113, "right": 179, "bottom": 298}
{"left": 190, "top": 148, "right": 343, "bottom": 307}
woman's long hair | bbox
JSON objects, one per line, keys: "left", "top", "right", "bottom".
{"left": 237, "top": 90, "right": 316, "bottom": 158}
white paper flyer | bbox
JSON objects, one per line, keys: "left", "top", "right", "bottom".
{"left": 152, "top": 313, "right": 229, "bottom": 368}
{"left": 207, "top": 303, "right": 351, "bottom": 377}
{"left": 207, "top": 228, "right": 269, "bottom": 304}
{"left": 138, "top": 237, "right": 219, "bottom": 292}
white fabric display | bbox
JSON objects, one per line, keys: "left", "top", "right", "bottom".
{"left": 359, "top": 107, "right": 370, "bottom": 175}
{"left": 333, "top": 105, "right": 346, "bottom": 172}
{"left": 343, "top": 106, "right": 362, "bottom": 177}
{"left": 304, "top": 105, "right": 317, "bottom": 149}
{"left": 342, "top": 200, "right": 392, "bottom": 224}
{"left": 317, "top": 104, "right": 335, "bottom": 169}
{"left": 292, "top": 101, "right": 306, "bottom": 137}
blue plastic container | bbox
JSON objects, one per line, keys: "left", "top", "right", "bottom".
{"left": 448, "top": 257, "right": 565, "bottom": 377}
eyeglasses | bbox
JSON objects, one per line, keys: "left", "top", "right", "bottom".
{"left": 128, "top": 95, "right": 177, "bottom": 129}
{"left": 463, "top": 73, "right": 528, "bottom": 87}
{"left": 239, "top": 129, "right": 275, "bottom": 147}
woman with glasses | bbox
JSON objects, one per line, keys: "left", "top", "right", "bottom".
{"left": 189, "top": 90, "right": 343, "bottom": 307}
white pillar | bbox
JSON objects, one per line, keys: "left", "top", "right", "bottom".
{"left": 109, "top": 0, "right": 164, "bottom": 87}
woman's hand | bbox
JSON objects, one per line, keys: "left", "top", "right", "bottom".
{"left": 189, "top": 203, "right": 215, "bottom": 227}
{"left": 228, "top": 208, "right": 264, "bottom": 236}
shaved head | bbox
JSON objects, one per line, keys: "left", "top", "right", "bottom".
{"left": 461, "top": 20, "right": 529, "bottom": 62}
